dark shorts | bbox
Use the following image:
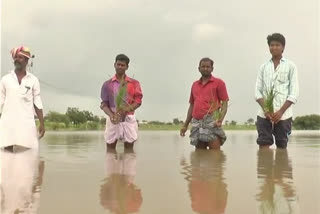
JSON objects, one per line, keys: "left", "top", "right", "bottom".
{"left": 256, "top": 116, "right": 292, "bottom": 148}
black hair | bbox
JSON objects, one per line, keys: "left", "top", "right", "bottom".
{"left": 115, "top": 54, "right": 130, "bottom": 65}
{"left": 199, "top": 57, "right": 214, "bottom": 67}
{"left": 267, "top": 33, "right": 286, "bottom": 47}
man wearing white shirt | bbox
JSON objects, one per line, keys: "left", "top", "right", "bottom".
{"left": 0, "top": 46, "right": 45, "bottom": 151}
{"left": 255, "top": 33, "right": 299, "bottom": 149}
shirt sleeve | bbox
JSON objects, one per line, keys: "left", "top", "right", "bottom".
{"left": 189, "top": 85, "right": 194, "bottom": 104}
{"left": 217, "top": 80, "right": 229, "bottom": 101}
{"left": 0, "top": 78, "right": 6, "bottom": 113}
{"left": 100, "top": 82, "right": 109, "bottom": 104}
{"left": 255, "top": 65, "right": 264, "bottom": 100}
{"left": 287, "top": 63, "right": 299, "bottom": 104}
{"left": 33, "top": 78, "right": 43, "bottom": 109}
{"left": 134, "top": 81, "right": 143, "bottom": 104}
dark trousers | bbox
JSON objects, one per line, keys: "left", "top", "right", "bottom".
{"left": 256, "top": 116, "right": 292, "bottom": 148}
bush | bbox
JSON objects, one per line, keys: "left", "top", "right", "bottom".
{"left": 46, "top": 122, "right": 66, "bottom": 131}
{"left": 86, "top": 121, "right": 100, "bottom": 130}
{"left": 45, "top": 111, "right": 70, "bottom": 126}
{"left": 230, "top": 120, "right": 237, "bottom": 126}
{"left": 293, "top": 115, "right": 320, "bottom": 130}
{"left": 148, "top": 121, "right": 165, "bottom": 125}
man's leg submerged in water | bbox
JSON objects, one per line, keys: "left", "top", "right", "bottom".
{"left": 106, "top": 141, "right": 117, "bottom": 152}
{"left": 208, "top": 138, "right": 221, "bottom": 150}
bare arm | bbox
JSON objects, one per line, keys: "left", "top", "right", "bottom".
{"left": 100, "top": 102, "right": 114, "bottom": 118}
{"left": 280, "top": 100, "right": 293, "bottom": 114}
{"left": 183, "top": 103, "right": 193, "bottom": 128}
{"left": 34, "top": 105, "right": 45, "bottom": 138}
{"left": 122, "top": 102, "right": 141, "bottom": 113}
{"left": 180, "top": 103, "right": 194, "bottom": 136}
{"left": 273, "top": 100, "right": 293, "bottom": 123}
{"left": 100, "top": 102, "right": 121, "bottom": 124}
{"left": 256, "top": 98, "right": 265, "bottom": 111}
{"left": 256, "top": 98, "right": 273, "bottom": 120}
{"left": 216, "top": 101, "right": 228, "bottom": 127}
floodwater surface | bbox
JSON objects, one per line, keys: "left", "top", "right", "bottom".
{"left": 1, "top": 130, "right": 319, "bottom": 214}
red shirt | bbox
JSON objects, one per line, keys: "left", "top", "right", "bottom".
{"left": 189, "top": 75, "right": 229, "bottom": 120}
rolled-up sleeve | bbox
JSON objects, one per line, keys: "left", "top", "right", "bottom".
{"left": 255, "top": 65, "right": 264, "bottom": 100}
{"left": 287, "top": 63, "right": 299, "bottom": 104}
{"left": 33, "top": 78, "right": 43, "bottom": 109}
{"left": 134, "top": 81, "right": 143, "bottom": 104}
{"left": 0, "top": 79, "right": 6, "bottom": 113}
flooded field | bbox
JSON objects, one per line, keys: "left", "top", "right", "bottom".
{"left": 1, "top": 130, "right": 319, "bottom": 214}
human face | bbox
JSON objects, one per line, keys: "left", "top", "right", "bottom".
{"left": 114, "top": 60, "right": 128, "bottom": 76}
{"left": 14, "top": 54, "right": 28, "bottom": 71}
{"left": 198, "top": 60, "right": 213, "bottom": 78}
{"left": 269, "top": 41, "right": 284, "bottom": 58}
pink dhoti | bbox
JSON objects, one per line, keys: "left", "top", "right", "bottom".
{"left": 104, "top": 115, "right": 138, "bottom": 144}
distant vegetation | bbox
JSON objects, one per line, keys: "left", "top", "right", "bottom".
{"left": 43, "top": 107, "right": 105, "bottom": 131}
{"left": 38, "top": 110, "right": 320, "bottom": 131}
{"left": 293, "top": 114, "right": 320, "bottom": 130}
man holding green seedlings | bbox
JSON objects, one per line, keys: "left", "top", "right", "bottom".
{"left": 180, "top": 57, "right": 229, "bottom": 150}
{"left": 255, "top": 33, "right": 299, "bottom": 149}
{"left": 100, "top": 54, "right": 143, "bottom": 151}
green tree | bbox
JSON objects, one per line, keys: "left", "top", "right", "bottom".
{"left": 230, "top": 120, "right": 237, "bottom": 126}
{"left": 66, "top": 107, "right": 86, "bottom": 125}
{"left": 86, "top": 121, "right": 100, "bottom": 130}
{"left": 247, "top": 118, "right": 255, "bottom": 125}
{"left": 148, "top": 121, "right": 165, "bottom": 125}
{"left": 293, "top": 115, "right": 320, "bottom": 130}
{"left": 100, "top": 117, "right": 106, "bottom": 125}
{"left": 81, "top": 110, "right": 99, "bottom": 122}
{"left": 45, "top": 111, "right": 70, "bottom": 126}
{"left": 173, "top": 118, "right": 180, "bottom": 125}
{"left": 82, "top": 110, "right": 94, "bottom": 121}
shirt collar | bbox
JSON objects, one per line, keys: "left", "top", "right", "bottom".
{"left": 197, "top": 75, "right": 215, "bottom": 84}
{"left": 269, "top": 57, "right": 286, "bottom": 63}
{"left": 111, "top": 75, "right": 132, "bottom": 83}
{"left": 11, "top": 70, "right": 31, "bottom": 78}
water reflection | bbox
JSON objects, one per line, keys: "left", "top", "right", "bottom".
{"left": 256, "top": 149, "right": 298, "bottom": 214}
{"left": 0, "top": 148, "right": 45, "bottom": 214}
{"left": 181, "top": 150, "right": 228, "bottom": 214}
{"left": 100, "top": 151, "right": 142, "bottom": 214}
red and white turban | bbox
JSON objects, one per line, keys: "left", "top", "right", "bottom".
{"left": 11, "top": 46, "right": 32, "bottom": 59}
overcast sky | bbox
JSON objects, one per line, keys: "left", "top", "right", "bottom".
{"left": 1, "top": 0, "right": 319, "bottom": 123}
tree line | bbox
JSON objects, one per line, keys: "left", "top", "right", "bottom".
{"left": 42, "top": 110, "right": 320, "bottom": 130}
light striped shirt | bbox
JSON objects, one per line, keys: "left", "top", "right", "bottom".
{"left": 255, "top": 57, "right": 299, "bottom": 120}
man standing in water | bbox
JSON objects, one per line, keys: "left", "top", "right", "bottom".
{"left": 180, "top": 58, "right": 229, "bottom": 150}
{"left": 255, "top": 33, "right": 299, "bottom": 149}
{"left": 0, "top": 46, "right": 45, "bottom": 151}
{"left": 100, "top": 54, "right": 143, "bottom": 151}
